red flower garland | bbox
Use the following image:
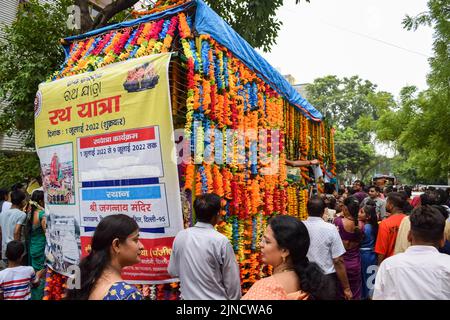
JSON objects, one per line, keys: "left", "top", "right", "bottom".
{"left": 113, "top": 28, "right": 131, "bottom": 55}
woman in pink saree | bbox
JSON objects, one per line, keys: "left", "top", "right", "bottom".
{"left": 242, "top": 215, "right": 332, "bottom": 300}
{"left": 334, "top": 196, "right": 364, "bottom": 300}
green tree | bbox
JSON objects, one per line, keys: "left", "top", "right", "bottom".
{"left": 306, "top": 75, "right": 395, "bottom": 182}
{"left": 334, "top": 128, "right": 375, "bottom": 181}
{"left": 306, "top": 75, "right": 393, "bottom": 130}
{"left": 76, "top": 0, "right": 309, "bottom": 52}
{"left": 373, "top": 86, "right": 449, "bottom": 183}
{"left": 366, "top": 87, "right": 419, "bottom": 184}
{"left": 0, "top": 0, "right": 312, "bottom": 146}
{"left": 0, "top": 152, "right": 41, "bottom": 188}
{"left": 369, "top": 0, "right": 450, "bottom": 183}
{"left": 0, "top": 0, "right": 74, "bottom": 185}
{"left": 402, "top": 0, "right": 450, "bottom": 182}
{"left": 0, "top": 0, "right": 74, "bottom": 147}
{"left": 0, "top": 0, "right": 311, "bottom": 185}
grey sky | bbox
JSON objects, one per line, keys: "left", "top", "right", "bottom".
{"left": 258, "top": 0, "right": 434, "bottom": 96}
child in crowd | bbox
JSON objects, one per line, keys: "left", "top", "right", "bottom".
{"left": 0, "top": 240, "right": 40, "bottom": 300}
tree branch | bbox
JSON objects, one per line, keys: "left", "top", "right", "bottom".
{"left": 75, "top": 0, "right": 93, "bottom": 33}
{"left": 361, "top": 157, "right": 385, "bottom": 182}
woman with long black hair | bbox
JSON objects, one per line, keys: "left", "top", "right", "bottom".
{"left": 358, "top": 199, "right": 378, "bottom": 299}
{"left": 242, "top": 215, "right": 331, "bottom": 300}
{"left": 66, "top": 214, "right": 144, "bottom": 300}
{"left": 333, "top": 196, "right": 364, "bottom": 300}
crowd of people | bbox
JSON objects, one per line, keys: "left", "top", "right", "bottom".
{"left": 316, "top": 181, "right": 450, "bottom": 299}
{"left": 0, "top": 182, "right": 47, "bottom": 300}
{"left": 69, "top": 184, "right": 449, "bottom": 300}
{"left": 165, "top": 182, "right": 450, "bottom": 301}
{"left": 1, "top": 178, "right": 449, "bottom": 300}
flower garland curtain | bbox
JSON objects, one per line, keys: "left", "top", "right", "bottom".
{"left": 45, "top": 5, "right": 336, "bottom": 298}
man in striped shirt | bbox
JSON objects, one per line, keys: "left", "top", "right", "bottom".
{"left": 0, "top": 241, "right": 39, "bottom": 300}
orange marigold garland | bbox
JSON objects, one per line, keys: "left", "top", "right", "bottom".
{"left": 184, "top": 163, "right": 195, "bottom": 191}
{"left": 178, "top": 12, "right": 192, "bottom": 39}
{"left": 212, "top": 165, "right": 224, "bottom": 197}
{"left": 43, "top": 268, "right": 68, "bottom": 300}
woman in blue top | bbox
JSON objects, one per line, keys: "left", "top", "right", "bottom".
{"left": 66, "top": 214, "right": 144, "bottom": 300}
{"left": 358, "top": 200, "right": 378, "bottom": 300}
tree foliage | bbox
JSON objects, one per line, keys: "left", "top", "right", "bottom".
{"left": 373, "top": 86, "right": 449, "bottom": 183}
{"left": 306, "top": 75, "right": 393, "bottom": 130}
{"left": 0, "top": 0, "right": 311, "bottom": 146}
{"left": 75, "top": 0, "right": 138, "bottom": 33}
{"left": 0, "top": 0, "right": 311, "bottom": 184}
{"left": 0, "top": 152, "right": 41, "bottom": 188}
{"left": 370, "top": 0, "right": 450, "bottom": 183}
{"left": 205, "top": 0, "right": 308, "bottom": 52}
{"left": 316, "top": 0, "right": 450, "bottom": 185}
{"left": 75, "top": 0, "right": 309, "bottom": 52}
{"left": 0, "top": 0, "right": 74, "bottom": 147}
{"left": 0, "top": 0, "right": 74, "bottom": 186}
{"left": 333, "top": 127, "right": 378, "bottom": 181}
{"left": 306, "top": 75, "right": 395, "bottom": 182}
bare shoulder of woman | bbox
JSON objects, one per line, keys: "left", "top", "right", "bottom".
{"left": 88, "top": 280, "right": 111, "bottom": 300}
{"left": 342, "top": 218, "right": 356, "bottom": 232}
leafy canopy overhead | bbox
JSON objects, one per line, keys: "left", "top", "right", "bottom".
{"left": 370, "top": 0, "right": 450, "bottom": 183}
{"left": 305, "top": 75, "right": 394, "bottom": 182}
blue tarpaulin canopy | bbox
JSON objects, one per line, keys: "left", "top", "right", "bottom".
{"left": 64, "top": 0, "right": 323, "bottom": 121}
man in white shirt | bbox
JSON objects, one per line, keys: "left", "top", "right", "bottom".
{"left": 0, "top": 189, "right": 9, "bottom": 270}
{"left": 168, "top": 193, "right": 241, "bottom": 300}
{"left": 303, "top": 195, "right": 353, "bottom": 300}
{"left": 373, "top": 205, "right": 450, "bottom": 300}
{"left": 0, "top": 190, "right": 27, "bottom": 264}
{"left": 361, "top": 185, "right": 386, "bottom": 219}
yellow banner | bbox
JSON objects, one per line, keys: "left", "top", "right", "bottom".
{"left": 35, "top": 53, "right": 183, "bottom": 283}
